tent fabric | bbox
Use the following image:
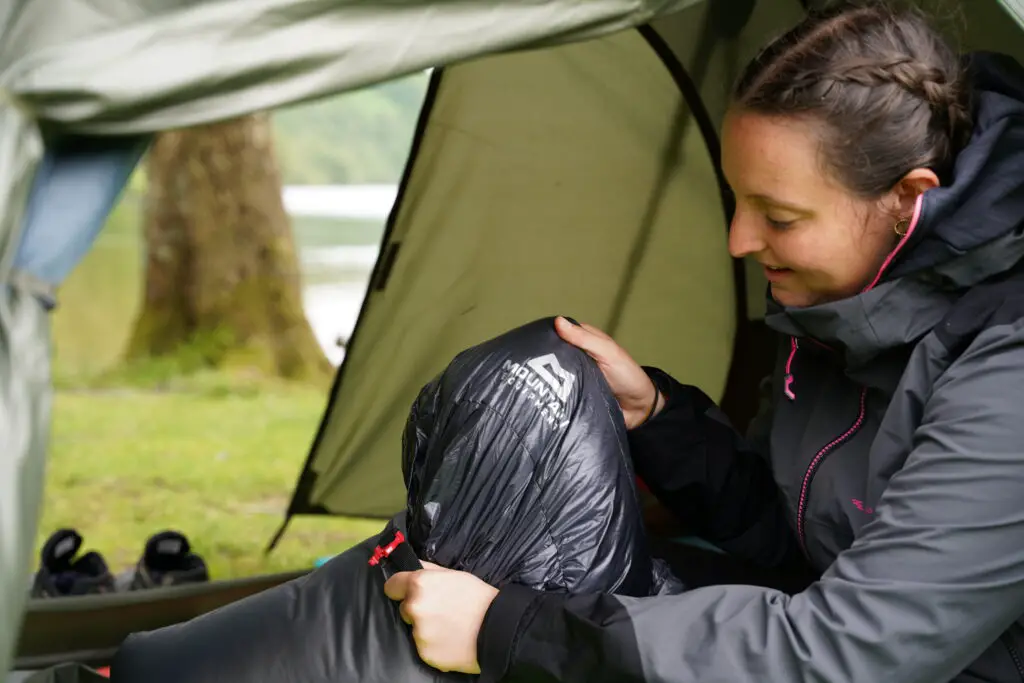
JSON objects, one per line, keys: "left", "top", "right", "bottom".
{"left": 0, "top": 286, "right": 50, "bottom": 679}
{"left": 3, "top": 0, "right": 1024, "bottom": 676}
{"left": 285, "top": 0, "right": 1024, "bottom": 522}
{"left": 287, "top": 0, "right": 810, "bottom": 521}
{"left": 999, "top": 0, "right": 1024, "bottom": 26}
{"left": 0, "top": 0, "right": 706, "bottom": 674}
{"left": 0, "top": 109, "right": 49, "bottom": 683}
{"left": 289, "top": 25, "right": 738, "bottom": 519}
{"left": 3, "top": 0, "right": 706, "bottom": 134}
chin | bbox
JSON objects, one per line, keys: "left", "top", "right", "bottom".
{"left": 770, "top": 285, "right": 817, "bottom": 308}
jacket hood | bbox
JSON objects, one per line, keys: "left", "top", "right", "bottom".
{"left": 767, "top": 51, "right": 1024, "bottom": 367}
{"left": 401, "top": 317, "right": 664, "bottom": 596}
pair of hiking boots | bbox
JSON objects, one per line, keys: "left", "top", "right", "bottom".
{"left": 30, "top": 528, "right": 209, "bottom": 598}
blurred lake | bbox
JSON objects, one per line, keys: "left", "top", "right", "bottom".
{"left": 287, "top": 184, "right": 396, "bottom": 366}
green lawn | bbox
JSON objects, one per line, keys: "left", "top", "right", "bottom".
{"left": 42, "top": 385, "right": 383, "bottom": 579}
{"left": 37, "top": 193, "right": 384, "bottom": 581}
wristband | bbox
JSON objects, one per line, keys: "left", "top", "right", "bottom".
{"left": 638, "top": 376, "right": 660, "bottom": 427}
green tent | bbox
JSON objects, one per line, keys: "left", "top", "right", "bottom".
{"left": 270, "top": 0, "right": 1024, "bottom": 527}
{"left": 3, "top": 0, "right": 1023, "bottom": 676}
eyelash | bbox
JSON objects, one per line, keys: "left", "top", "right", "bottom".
{"left": 765, "top": 216, "right": 794, "bottom": 230}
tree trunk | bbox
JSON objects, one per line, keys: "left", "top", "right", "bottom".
{"left": 126, "top": 113, "right": 330, "bottom": 381}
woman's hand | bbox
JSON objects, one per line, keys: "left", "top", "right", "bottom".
{"left": 554, "top": 316, "right": 664, "bottom": 429}
{"left": 383, "top": 562, "right": 498, "bottom": 674}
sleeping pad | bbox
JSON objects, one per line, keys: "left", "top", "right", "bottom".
{"left": 109, "top": 317, "right": 682, "bottom": 683}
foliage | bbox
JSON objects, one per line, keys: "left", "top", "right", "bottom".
{"left": 272, "top": 72, "right": 429, "bottom": 185}
{"left": 117, "top": 73, "right": 428, "bottom": 192}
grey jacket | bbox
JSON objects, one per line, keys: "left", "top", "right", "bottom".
{"left": 476, "top": 51, "right": 1024, "bottom": 683}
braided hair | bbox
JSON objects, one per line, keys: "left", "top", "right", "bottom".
{"left": 732, "top": 0, "right": 973, "bottom": 197}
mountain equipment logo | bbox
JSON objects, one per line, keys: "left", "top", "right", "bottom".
{"left": 526, "top": 354, "right": 575, "bottom": 402}
{"left": 499, "top": 354, "right": 576, "bottom": 429}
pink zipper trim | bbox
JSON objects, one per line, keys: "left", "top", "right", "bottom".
{"left": 796, "top": 387, "right": 868, "bottom": 553}
{"left": 862, "top": 194, "right": 925, "bottom": 293}
{"left": 788, "top": 183, "right": 920, "bottom": 554}
{"left": 784, "top": 337, "right": 798, "bottom": 400}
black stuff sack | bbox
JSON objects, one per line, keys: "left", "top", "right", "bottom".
{"left": 110, "top": 317, "right": 681, "bottom": 683}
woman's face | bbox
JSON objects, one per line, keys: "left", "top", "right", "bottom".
{"left": 721, "top": 110, "right": 923, "bottom": 308}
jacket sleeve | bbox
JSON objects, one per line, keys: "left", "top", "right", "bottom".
{"left": 629, "top": 365, "right": 793, "bottom": 568}
{"left": 478, "top": 325, "right": 1024, "bottom": 683}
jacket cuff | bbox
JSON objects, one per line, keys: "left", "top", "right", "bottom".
{"left": 477, "top": 584, "right": 544, "bottom": 683}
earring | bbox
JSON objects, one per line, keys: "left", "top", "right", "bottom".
{"left": 894, "top": 217, "right": 911, "bottom": 237}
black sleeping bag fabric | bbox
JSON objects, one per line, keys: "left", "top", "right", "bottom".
{"left": 110, "top": 317, "right": 681, "bottom": 683}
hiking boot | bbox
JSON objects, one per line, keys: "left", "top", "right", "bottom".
{"left": 30, "top": 529, "right": 116, "bottom": 598}
{"left": 120, "top": 530, "right": 209, "bottom": 590}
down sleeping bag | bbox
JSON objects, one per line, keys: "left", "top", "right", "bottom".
{"left": 110, "top": 317, "right": 682, "bottom": 683}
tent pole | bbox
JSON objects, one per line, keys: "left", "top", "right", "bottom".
{"left": 606, "top": 17, "right": 727, "bottom": 337}
{"left": 264, "top": 515, "right": 293, "bottom": 554}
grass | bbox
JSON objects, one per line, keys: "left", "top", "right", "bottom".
{"left": 42, "top": 383, "right": 384, "bottom": 579}
{"left": 37, "top": 191, "right": 387, "bottom": 581}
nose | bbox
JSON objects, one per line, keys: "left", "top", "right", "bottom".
{"left": 728, "top": 207, "right": 766, "bottom": 259}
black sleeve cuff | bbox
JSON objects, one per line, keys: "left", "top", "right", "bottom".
{"left": 477, "top": 584, "right": 544, "bottom": 683}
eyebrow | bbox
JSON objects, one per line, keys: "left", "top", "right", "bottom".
{"left": 748, "top": 194, "right": 812, "bottom": 215}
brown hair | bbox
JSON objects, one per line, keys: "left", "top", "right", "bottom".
{"left": 732, "top": 0, "right": 973, "bottom": 197}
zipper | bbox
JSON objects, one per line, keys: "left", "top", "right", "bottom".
{"left": 784, "top": 337, "right": 798, "bottom": 400}
{"left": 1001, "top": 631, "right": 1024, "bottom": 682}
{"left": 796, "top": 386, "right": 868, "bottom": 554}
{"left": 783, "top": 336, "right": 834, "bottom": 402}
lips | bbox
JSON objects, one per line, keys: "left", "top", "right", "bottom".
{"left": 762, "top": 264, "right": 793, "bottom": 282}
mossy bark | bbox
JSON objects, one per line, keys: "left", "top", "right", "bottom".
{"left": 126, "top": 113, "right": 330, "bottom": 380}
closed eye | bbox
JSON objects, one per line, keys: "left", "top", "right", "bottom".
{"left": 765, "top": 216, "right": 795, "bottom": 230}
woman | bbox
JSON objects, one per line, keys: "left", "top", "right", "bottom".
{"left": 384, "top": 2, "right": 1024, "bottom": 681}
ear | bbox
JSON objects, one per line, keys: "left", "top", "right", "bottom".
{"left": 891, "top": 167, "right": 940, "bottom": 216}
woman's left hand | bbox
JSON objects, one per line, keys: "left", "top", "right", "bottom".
{"left": 383, "top": 561, "right": 499, "bottom": 674}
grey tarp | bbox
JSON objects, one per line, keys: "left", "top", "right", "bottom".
{"left": 0, "top": 0, "right": 707, "bottom": 673}
{"left": 4, "top": 0, "right": 1024, "bottom": 675}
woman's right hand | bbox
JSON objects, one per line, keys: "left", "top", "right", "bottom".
{"left": 554, "top": 316, "right": 664, "bottom": 429}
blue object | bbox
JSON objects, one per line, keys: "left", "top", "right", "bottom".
{"left": 14, "top": 134, "right": 150, "bottom": 300}
{"left": 672, "top": 535, "right": 726, "bottom": 554}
